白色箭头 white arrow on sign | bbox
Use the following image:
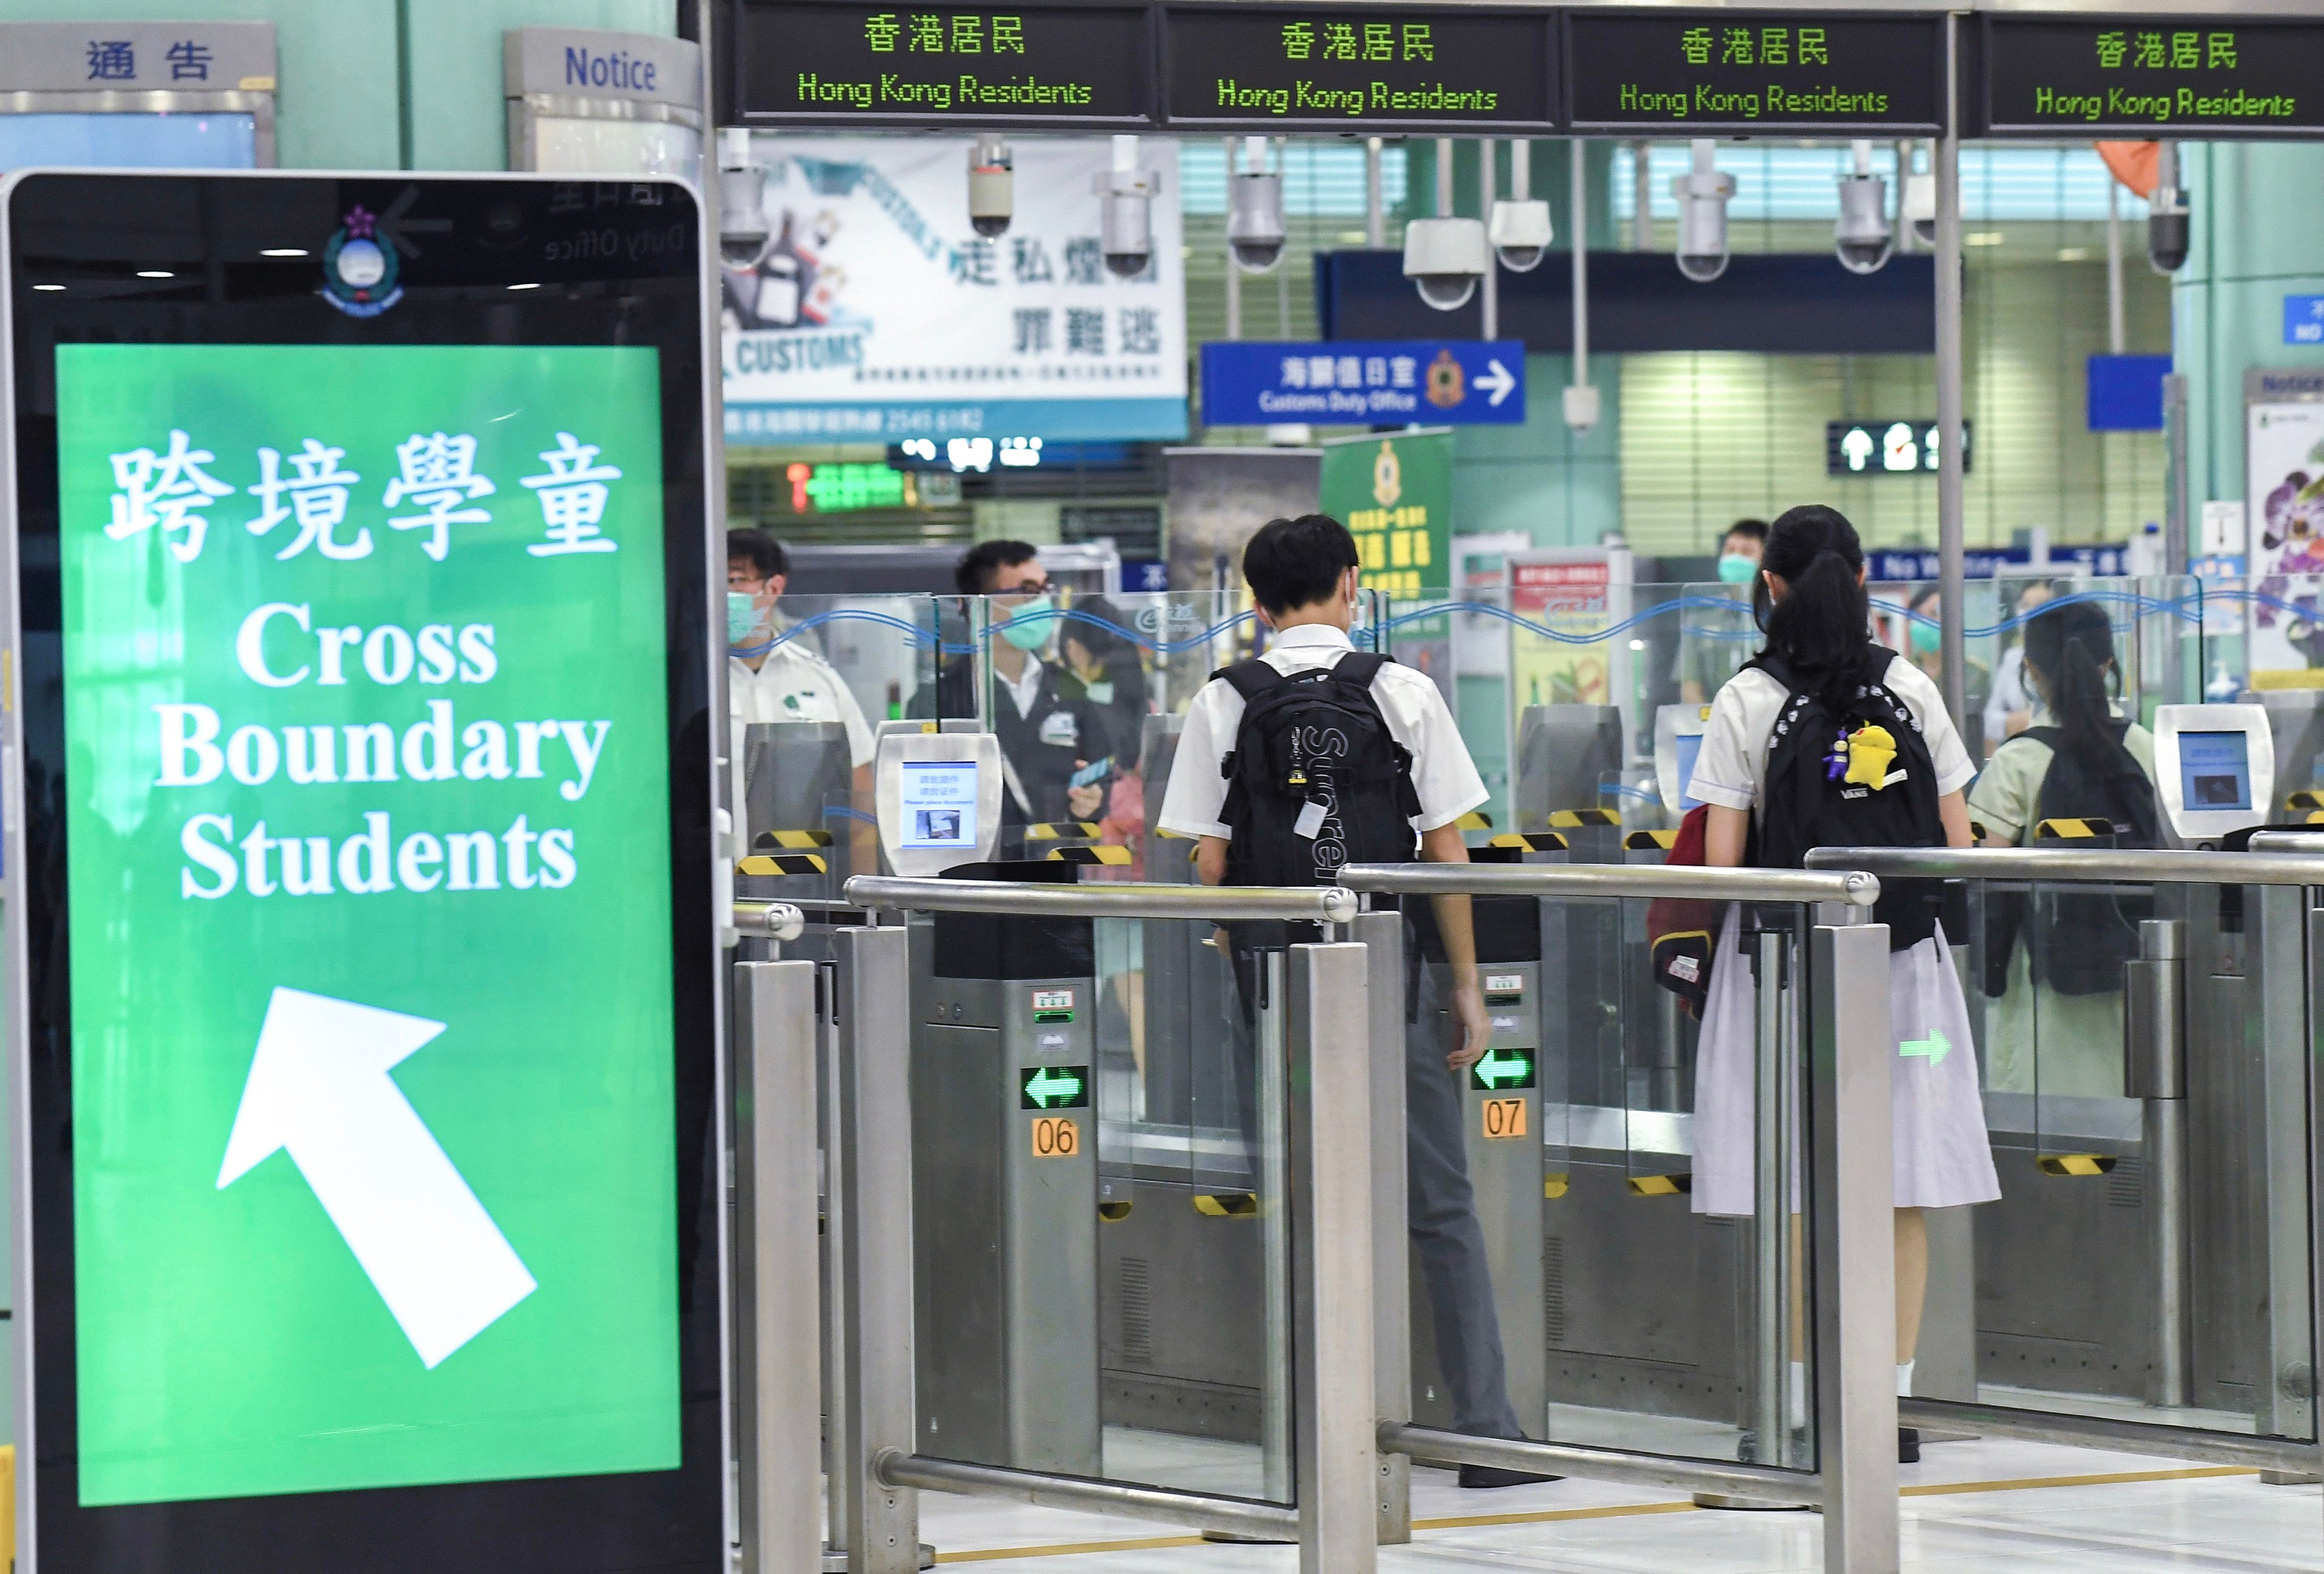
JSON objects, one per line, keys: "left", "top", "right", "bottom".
{"left": 1476, "top": 358, "right": 1517, "bottom": 407}
{"left": 218, "top": 987, "right": 537, "bottom": 1369}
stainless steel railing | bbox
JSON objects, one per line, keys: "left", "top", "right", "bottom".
{"left": 843, "top": 873, "right": 1358, "bottom": 923}
{"left": 1338, "top": 859, "right": 1898, "bottom": 1571}
{"left": 1805, "top": 844, "right": 2324, "bottom": 887}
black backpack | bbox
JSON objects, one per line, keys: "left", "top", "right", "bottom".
{"left": 1216, "top": 652, "right": 1422, "bottom": 889}
{"left": 1745, "top": 649, "right": 1960, "bottom": 951}
{"left": 2009, "top": 721, "right": 2158, "bottom": 997}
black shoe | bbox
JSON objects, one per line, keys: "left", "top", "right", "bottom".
{"left": 1898, "top": 1427, "right": 1920, "bottom": 1465}
{"left": 1459, "top": 1462, "right": 1561, "bottom": 1488}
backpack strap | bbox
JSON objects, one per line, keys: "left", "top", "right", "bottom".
{"left": 1215, "top": 660, "right": 1286, "bottom": 701}
{"left": 1329, "top": 650, "right": 1392, "bottom": 686}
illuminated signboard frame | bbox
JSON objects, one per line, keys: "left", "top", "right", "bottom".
{"left": 2, "top": 170, "right": 723, "bottom": 1574}
{"left": 1564, "top": 9, "right": 1946, "bottom": 134}
{"left": 1978, "top": 14, "right": 2324, "bottom": 139}
{"left": 1159, "top": 2, "right": 1560, "bottom": 133}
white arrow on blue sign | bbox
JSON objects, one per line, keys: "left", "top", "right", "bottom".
{"left": 1199, "top": 339, "right": 1526, "bottom": 426}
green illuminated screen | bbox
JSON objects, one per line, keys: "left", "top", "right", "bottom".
{"left": 57, "top": 343, "right": 679, "bottom": 1507}
{"left": 1468, "top": 1048, "right": 1536, "bottom": 1091}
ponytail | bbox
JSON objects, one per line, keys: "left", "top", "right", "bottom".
{"left": 2023, "top": 599, "right": 2129, "bottom": 766}
{"left": 1755, "top": 505, "right": 1872, "bottom": 708}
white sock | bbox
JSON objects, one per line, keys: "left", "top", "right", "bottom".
{"left": 1787, "top": 1360, "right": 1807, "bottom": 1430}
{"left": 1896, "top": 1359, "right": 1916, "bottom": 1399}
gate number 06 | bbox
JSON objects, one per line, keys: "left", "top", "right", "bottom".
{"left": 1032, "top": 1115, "right": 1081, "bottom": 1158}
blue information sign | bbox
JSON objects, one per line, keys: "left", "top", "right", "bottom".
{"left": 2287, "top": 294, "right": 2324, "bottom": 345}
{"left": 1199, "top": 339, "right": 1525, "bottom": 426}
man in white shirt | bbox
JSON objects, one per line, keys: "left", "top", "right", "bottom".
{"left": 1157, "top": 513, "right": 1547, "bottom": 1485}
{"left": 727, "top": 529, "right": 876, "bottom": 871}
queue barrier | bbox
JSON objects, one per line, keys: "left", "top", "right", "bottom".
{"left": 1804, "top": 843, "right": 2324, "bottom": 1510}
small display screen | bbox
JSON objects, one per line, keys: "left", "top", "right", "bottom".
{"left": 2179, "top": 729, "right": 2253, "bottom": 811}
{"left": 901, "top": 761, "right": 979, "bottom": 848}
{"left": 1674, "top": 731, "right": 1706, "bottom": 811}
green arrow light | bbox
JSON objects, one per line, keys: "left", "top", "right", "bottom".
{"left": 1020, "top": 1065, "right": 1091, "bottom": 1109}
{"left": 1469, "top": 1047, "right": 1536, "bottom": 1091}
{"left": 1900, "top": 1029, "right": 1950, "bottom": 1067}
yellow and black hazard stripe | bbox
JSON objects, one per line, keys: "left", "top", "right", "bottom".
{"left": 1026, "top": 821, "right": 1101, "bottom": 840}
{"left": 1193, "top": 1192, "right": 1262, "bottom": 1218}
{"left": 754, "top": 828, "right": 833, "bottom": 850}
{"left": 1456, "top": 810, "right": 1493, "bottom": 830}
{"left": 2036, "top": 1153, "right": 2117, "bottom": 1178}
{"left": 738, "top": 853, "right": 827, "bottom": 876}
{"left": 1489, "top": 832, "right": 1568, "bottom": 852}
{"left": 2035, "top": 817, "right": 2114, "bottom": 840}
{"left": 1046, "top": 844, "right": 1134, "bottom": 865}
{"left": 1548, "top": 808, "right": 1620, "bottom": 829}
{"left": 1627, "top": 1172, "right": 1692, "bottom": 1197}
{"left": 1626, "top": 829, "right": 1678, "bottom": 852}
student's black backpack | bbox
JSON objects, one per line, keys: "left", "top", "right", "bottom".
{"left": 1216, "top": 652, "right": 1422, "bottom": 890}
{"left": 2011, "top": 721, "right": 2158, "bottom": 996}
{"left": 1745, "top": 649, "right": 1960, "bottom": 951}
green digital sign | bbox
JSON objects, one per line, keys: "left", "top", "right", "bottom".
{"left": 1981, "top": 16, "right": 2324, "bottom": 136}
{"left": 1161, "top": 6, "right": 1556, "bottom": 131}
{"left": 1469, "top": 1047, "right": 1536, "bottom": 1092}
{"left": 57, "top": 342, "right": 680, "bottom": 1507}
{"left": 1020, "top": 1064, "right": 1091, "bottom": 1109}
{"left": 1565, "top": 10, "right": 1944, "bottom": 133}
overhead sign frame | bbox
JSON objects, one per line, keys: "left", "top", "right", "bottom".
{"left": 1, "top": 168, "right": 725, "bottom": 1572}
{"left": 1977, "top": 11, "right": 2324, "bottom": 139}
{"left": 1563, "top": 8, "right": 1947, "bottom": 134}
{"left": 0, "top": 20, "right": 280, "bottom": 165}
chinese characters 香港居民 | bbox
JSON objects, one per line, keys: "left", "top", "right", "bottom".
{"left": 104, "top": 429, "right": 626, "bottom": 563}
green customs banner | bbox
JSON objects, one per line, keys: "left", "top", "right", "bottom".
{"left": 54, "top": 342, "right": 679, "bottom": 1507}
{"left": 1322, "top": 427, "right": 1452, "bottom": 691}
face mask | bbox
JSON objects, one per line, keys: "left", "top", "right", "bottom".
{"left": 727, "top": 592, "right": 763, "bottom": 644}
{"left": 1910, "top": 617, "right": 1942, "bottom": 656}
{"left": 1083, "top": 680, "right": 1115, "bottom": 705}
{"left": 999, "top": 593, "right": 1056, "bottom": 651}
{"left": 1717, "top": 552, "right": 1757, "bottom": 585}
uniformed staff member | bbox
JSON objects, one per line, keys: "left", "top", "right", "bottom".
{"left": 727, "top": 529, "right": 877, "bottom": 870}
{"left": 921, "top": 541, "right": 1108, "bottom": 835}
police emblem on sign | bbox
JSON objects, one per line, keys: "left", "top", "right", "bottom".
{"left": 321, "top": 205, "right": 403, "bottom": 319}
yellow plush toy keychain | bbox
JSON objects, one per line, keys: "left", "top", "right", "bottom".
{"left": 1843, "top": 724, "right": 1898, "bottom": 789}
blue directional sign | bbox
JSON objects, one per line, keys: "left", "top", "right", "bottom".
{"left": 1199, "top": 339, "right": 1525, "bottom": 427}
{"left": 2287, "top": 294, "right": 2324, "bottom": 345}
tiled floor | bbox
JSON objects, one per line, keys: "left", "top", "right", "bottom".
{"left": 908, "top": 1434, "right": 2323, "bottom": 1569}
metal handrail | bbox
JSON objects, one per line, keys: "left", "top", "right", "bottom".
{"left": 2247, "top": 831, "right": 2324, "bottom": 858}
{"left": 843, "top": 874, "right": 1359, "bottom": 923}
{"left": 875, "top": 1450, "right": 1299, "bottom": 1542}
{"left": 1337, "top": 860, "right": 1880, "bottom": 908}
{"left": 733, "top": 901, "right": 806, "bottom": 940}
{"left": 1806, "top": 845, "right": 2324, "bottom": 889}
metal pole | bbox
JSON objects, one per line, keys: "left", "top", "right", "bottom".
{"left": 1632, "top": 140, "right": 1652, "bottom": 251}
{"left": 1365, "top": 136, "right": 1386, "bottom": 248}
{"left": 1752, "top": 929, "right": 1788, "bottom": 1463}
{"left": 1934, "top": 14, "right": 1968, "bottom": 732}
{"left": 818, "top": 957, "right": 856, "bottom": 1571}
{"left": 1224, "top": 136, "right": 1241, "bottom": 341}
{"left": 1257, "top": 950, "right": 1294, "bottom": 1502}
{"left": 2123, "top": 919, "right": 2189, "bottom": 1408}
{"left": 1809, "top": 917, "right": 1898, "bottom": 1574}
{"left": 1289, "top": 940, "right": 1376, "bottom": 1574}
{"left": 1569, "top": 137, "right": 1594, "bottom": 429}
{"left": 2106, "top": 178, "right": 2127, "bottom": 356}
{"left": 1275, "top": 137, "right": 1291, "bottom": 337}
{"left": 1479, "top": 138, "right": 1498, "bottom": 341}
{"left": 734, "top": 960, "right": 823, "bottom": 1574}
{"left": 2163, "top": 373, "right": 2191, "bottom": 577}
{"left": 838, "top": 925, "right": 923, "bottom": 1573}
{"left": 1893, "top": 140, "right": 1913, "bottom": 254}
{"left": 1355, "top": 910, "right": 1412, "bottom": 1544}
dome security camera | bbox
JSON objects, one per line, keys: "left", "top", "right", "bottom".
{"left": 967, "top": 134, "right": 1013, "bottom": 239}
{"left": 1228, "top": 167, "right": 1287, "bottom": 273}
{"left": 1488, "top": 199, "right": 1554, "bottom": 272}
{"left": 1092, "top": 136, "right": 1160, "bottom": 278}
{"left": 2148, "top": 143, "right": 2189, "bottom": 274}
{"left": 1672, "top": 141, "right": 1734, "bottom": 284}
{"left": 1902, "top": 166, "right": 1937, "bottom": 248}
{"left": 1834, "top": 146, "right": 1892, "bottom": 276}
{"left": 1403, "top": 216, "right": 1489, "bottom": 311}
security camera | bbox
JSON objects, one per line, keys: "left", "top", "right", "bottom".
{"left": 1672, "top": 141, "right": 1734, "bottom": 284}
{"left": 1902, "top": 168, "right": 1936, "bottom": 248}
{"left": 1093, "top": 134, "right": 1160, "bottom": 278}
{"left": 1489, "top": 199, "right": 1554, "bottom": 272}
{"left": 968, "top": 133, "right": 1012, "bottom": 239}
{"left": 2148, "top": 143, "right": 2189, "bottom": 273}
{"left": 716, "top": 128, "right": 767, "bottom": 264}
{"left": 1403, "top": 215, "right": 1489, "bottom": 311}
{"left": 1228, "top": 161, "right": 1287, "bottom": 273}
{"left": 1834, "top": 144, "right": 1892, "bottom": 276}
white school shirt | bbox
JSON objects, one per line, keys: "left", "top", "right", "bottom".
{"left": 1156, "top": 623, "right": 1488, "bottom": 841}
{"left": 1689, "top": 650, "right": 1977, "bottom": 818}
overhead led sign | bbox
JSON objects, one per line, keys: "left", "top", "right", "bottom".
{"left": 1161, "top": 5, "right": 1556, "bottom": 131}
{"left": 1564, "top": 10, "right": 1944, "bottom": 133}
{"left": 1981, "top": 15, "right": 2324, "bottom": 137}
{"left": 1826, "top": 418, "right": 1973, "bottom": 477}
